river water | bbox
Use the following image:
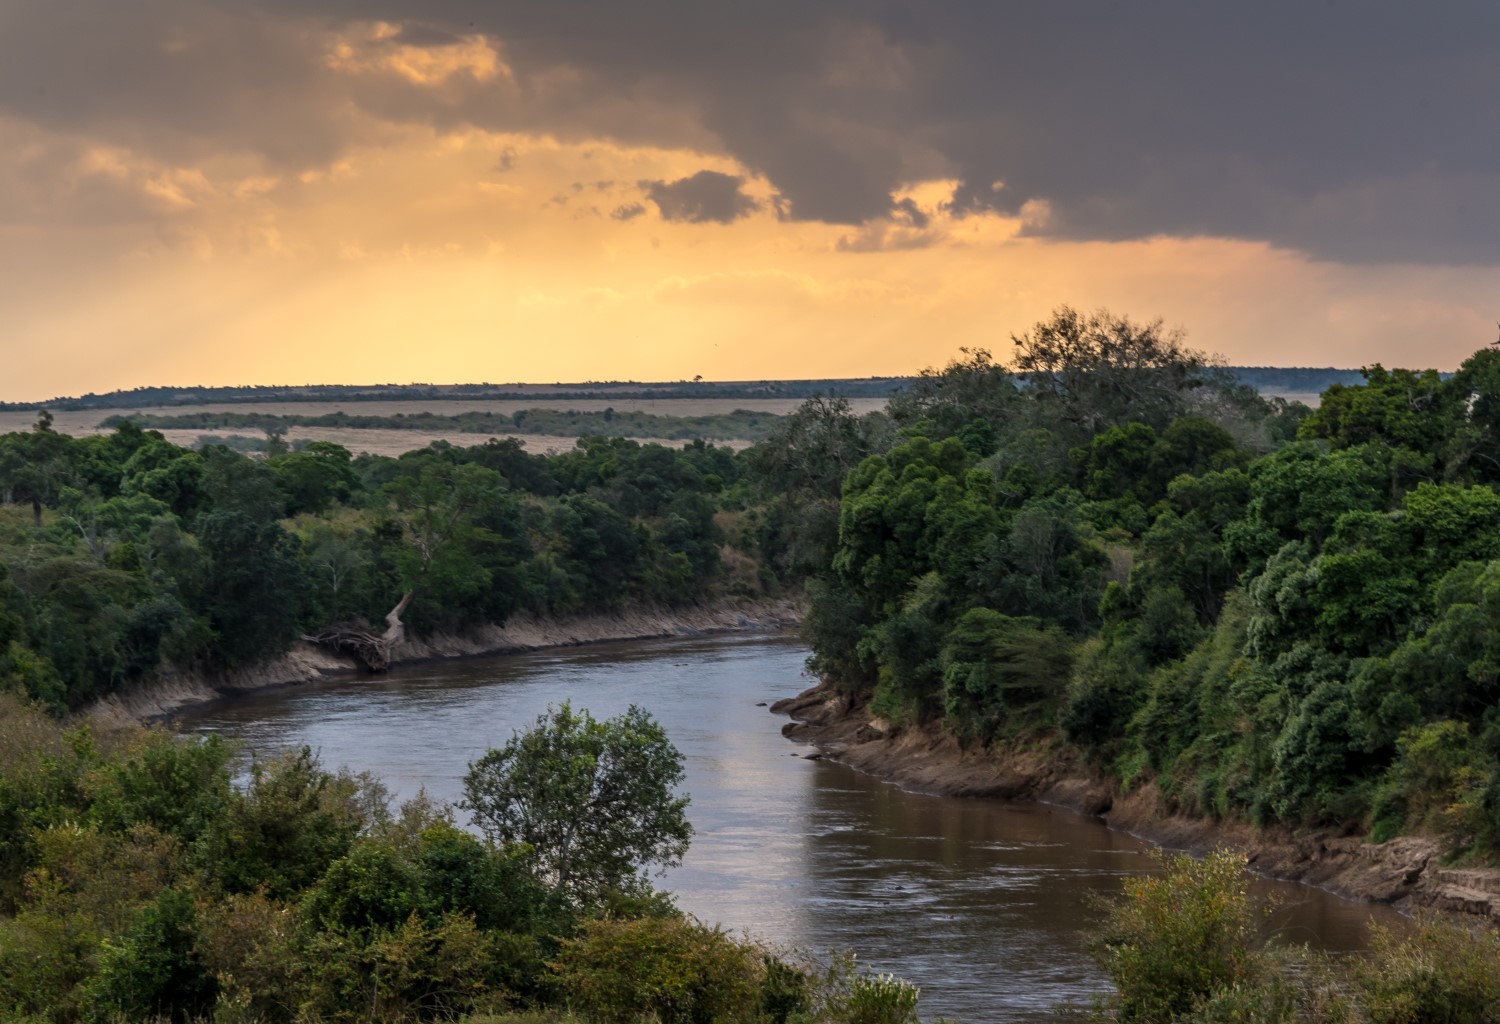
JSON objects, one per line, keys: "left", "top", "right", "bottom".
{"left": 178, "top": 633, "right": 1403, "bottom": 1022}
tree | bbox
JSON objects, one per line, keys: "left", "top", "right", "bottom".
{"left": 748, "top": 395, "right": 892, "bottom": 577}
{"left": 0, "top": 417, "right": 71, "bottom": 527}
{"left": 193, "top": 508, "right": 307, "bottom": 669}
{"left": 1299, "top": 364, "right": 1459, "bottom": 459}
{"left": 461, "top": 702, "right": 691, "bottom": 906}
{"left": 940, "top": 608, "right": 1073, "bottom": 740}
{"left": 267, "top": 440, "right": 357, "bottom": 515}
{"left": 1009, "top": 305, "right": 1222, "bottom": 437}
{"left": 886, "top": 346, "right": 1020, "bottom": 443}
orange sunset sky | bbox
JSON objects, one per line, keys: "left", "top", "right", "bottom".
{"left": 2, "top": 3, "right": 1497, "bottom": 401}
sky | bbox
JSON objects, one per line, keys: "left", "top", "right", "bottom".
{"left": 2, "top": 1, "right": 1498, "bottom": 400}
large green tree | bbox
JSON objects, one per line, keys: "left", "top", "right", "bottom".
{"left": 461, "top": 702, "right": 692, "bottom": 906}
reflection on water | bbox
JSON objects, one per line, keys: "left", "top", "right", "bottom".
{"left": 179, "top": 633, "right": 1403, "bottom": 1022}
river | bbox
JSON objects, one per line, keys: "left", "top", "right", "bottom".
{"left": 178, "top": 632, "right": 1404, "bottom": 1022}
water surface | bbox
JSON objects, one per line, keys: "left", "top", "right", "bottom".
{"left": 180, "top": 633, "right": 1402, "bottom": 1021}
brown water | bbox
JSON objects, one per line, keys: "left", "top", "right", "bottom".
{"left": 178, "top": 633, "right": 1404, "bottom": 1021}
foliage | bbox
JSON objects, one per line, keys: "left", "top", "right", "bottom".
{"left": 1353, "top": 916, "right": 1500, "bottom": 1024}
{"left": 1092, "top": 850, "right": 1269, "bottom": 1024}
{"left": 0, "top": 419, "right": 753, "bottom": 708}
{"left": 550, "top": 916, "right": 768, "bottom": 1024}
{"left": 1011, "top": 306, "right": 1226, "bottom": 439}
{"left": 461, "top": 703, "right": 692, "bottom": 907}
{"left": 939, "top": 608, "right": 1073, "bottom": 741}
{"left": 806, "top": 955, "right": 924, "bottom": 1024}
{"left": 779, "top": 313, "right": 1500, "bottom": 854}
{"left": 3, "top": 687, "right": 930, "bottom": 1023}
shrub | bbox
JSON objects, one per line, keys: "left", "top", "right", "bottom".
{"left": 811, "top": 956, "right": 922, "bottom": 1024}
{"left": 298, "top": 911, "right": 516, "bottom": 1023}
{"left": 82, "top": 886, "right": 217, "bottom": 1024}
{"left": 1354, "top": 916, "right": 1500, "bottom": 1024}
{"left": 550, "top": 915, "right": 766, "bottom": 1024}
{"left": 1092, "top": 849, "right": 1269, "bottom": 1024}
{"left": 1369, "top": 721, "right": 1487, "bottom": 846}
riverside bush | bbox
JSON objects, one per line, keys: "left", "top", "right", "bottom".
{"left": 550, "top": 915, "right": 769, "bottom": 1024}
{"left": 1354, "top": 916, "right": 1500, "bottom": 1024}
{"left": 1094, "top": 848, "right": 1500, "bottom": 1024}
{"left": 1093, "top": 850, "right": 1268, "bottom": 1024}
{"left": 822, "top": 965, "right": 922, "bottom": 1024}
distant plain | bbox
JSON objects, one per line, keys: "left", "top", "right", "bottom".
{"left": 0, "top": 388, "right": 1321, "bottom": 458}
{"left": 0, "top": 397, "right": 892, "bottom": 456}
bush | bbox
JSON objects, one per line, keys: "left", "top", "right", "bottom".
{"left": 1355, "top": 916, "right": 1500, "bottom": 1024}
{"left": 300, "top": 839, "right": 424, "bottom": 935}
{"left": 197, "top": 747, "right": 372, "bottom": 899}
{"left": 1092, "top": 849, "right": 1269, "bottom": 1024}
{"left": 82, "top": 886, "right": 217, "bottom": 1024}
{"left": 809, "top": 956, "right": 923, "bottom": 1024}
{"left": 550, "top": 915, "right": 767, "bottom": 1024}
{"left": 1370, "top": 721, "right": 1488, "bottom": 846}
{"left": 297, "top": 910, "right": 514, "bottom": 1023}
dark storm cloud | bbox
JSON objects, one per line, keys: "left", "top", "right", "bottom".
{"left": 0, "top": 0, "right": 353, "bottom": 168}
{"left": 892, "top": 198, "right": 928, "bottom": 230}
{"left": 3, "top": 0, "right": 1499, "bottom": 263}
{"left": 641, "top": 171, "right": 759, "bottom": 224}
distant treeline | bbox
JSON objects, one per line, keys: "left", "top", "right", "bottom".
{"left": 103, "top": 407, "right": 786, "bottom": 443}
{"left": 1228, "top": 365, "right": 1373, "bottom": 392}
{"left": 3, "top": 367, "right": 1379, "bottom": 412}
{"left": 4, "top": 377, "right": 909, "bottom": 411}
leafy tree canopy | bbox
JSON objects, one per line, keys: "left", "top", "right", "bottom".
{"left": 461, "top": 702, "right": 692, "bottom": 907}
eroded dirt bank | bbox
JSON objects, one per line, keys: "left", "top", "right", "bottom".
{"left": 773, "top": 682, "right": 1500, "bottom": 920}
{"left": 91, "top": 596, "right": 803, "bottom": 723}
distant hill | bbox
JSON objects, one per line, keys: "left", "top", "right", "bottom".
{"left": 1, "top": 367, "right": 1372, "bottom": 412}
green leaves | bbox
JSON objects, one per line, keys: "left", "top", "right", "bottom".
{"left": 461, "top": 702, "right": 692, "bottom": 907}
{"left": 1094, "top": 850, "right": 1267, "bottom": 1024}
{"left": 940, "top": 608, "right": 1073, "bottom": 741}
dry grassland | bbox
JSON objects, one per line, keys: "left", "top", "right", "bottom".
{"left": 0, "top": 396, "right": 888, "bottom": 455}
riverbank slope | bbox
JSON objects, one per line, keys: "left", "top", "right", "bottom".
{"left": 773, "top": 682, "right": 1500, "bottom": 920}
{"left": 92, "top": 596, "right": 803, "bottom": 723}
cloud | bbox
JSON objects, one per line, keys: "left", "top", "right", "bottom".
{"left": 611, "top": 202, "right": 646, "bottom": 221}
{"left": 324, "top": 21, "right": 509, "bottom": 87}
{"left": 2, "top": 0, "right": 1500, "bottom": 264}
{"left": 835, "top": 221, "right": 938, "bottom": 253}
{"left": 891, "top": 197, "right": 928, "bottom": 231}
{"left": 641, "top": 170, "right": 758, "bottom": 224}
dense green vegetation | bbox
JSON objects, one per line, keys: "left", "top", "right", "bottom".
{"left": 0, "top": 424, "right": 765, "bottom": 711}
{"left": 5, "top": 307, "right": 1493, "bottom": 852}
{"left": 102, "top": 407, "right": 787, "bottom": 444}
{"left": 0, "top": 693, "right": 931, "bottom": 1023}
{"left": 1092, "top": 849, "right": 1500, "bottom": 1024}
{"left": 797, "top": 306, "right": 1500, "bottom": 858}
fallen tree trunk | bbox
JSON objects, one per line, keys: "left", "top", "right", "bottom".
{"left": 303, "top": 591, "right": 413, "bottom": 672}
